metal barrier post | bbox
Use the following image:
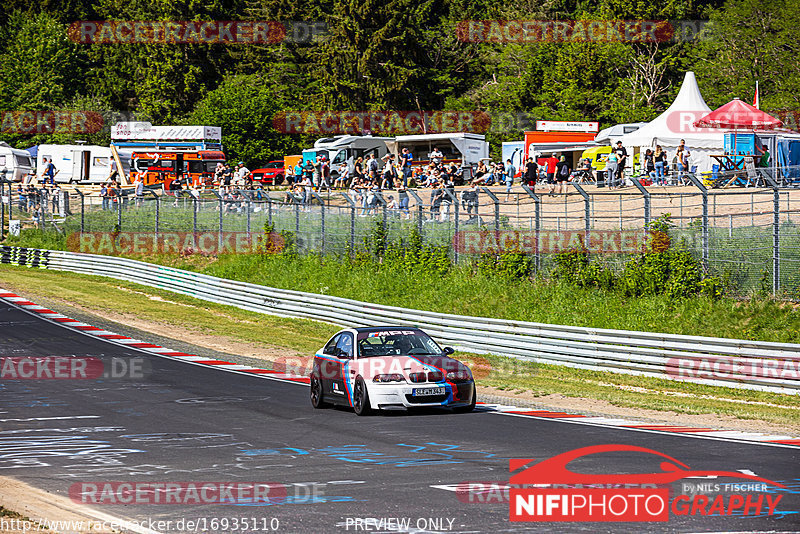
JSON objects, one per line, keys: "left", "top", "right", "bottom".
{"left": 630, "top": 177, "right": 651, "bottom": 228}
{"left": 339, "top": 193, "right": 356, "bottom": 252}
{"left": 0, "top": 182, "right": 5, "bottom": 240}
{"left": 73, "top": 188, "right": 84, "bottom": 232}
{"left": 444, "top": 188, "right": 459, "bottom": 264}
{"left": 686, "top": 173, "right": 709, "bottom": 265}
{"left": 155, "top": 192, "right": 160, "bottom": 241}
{"left": 193, "top": 196, "right": 198, "bottom": 235}
{"left": 762, "top": 173, "right": 781, "bottom": 295}
{"left": 212, "top": 190, "right": 224, "bottom": 251}
{"left": 117, "top": 191, "right": 122, "bottom": 230}
{"left": 407, "top": 189, "right": 424, "bottom": 238}
{"left": 521, "top": 184, "right": 541, "bottom": 272}
{"left": 311, "top": 191, "right": 325, "bottom": 253}
{"left": 571, "top": 182, "right": 592, "bottom": 246}
{"left": 481, "top": 187, "right": 501, "bottom": 231}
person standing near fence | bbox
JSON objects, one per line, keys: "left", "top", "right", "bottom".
{"left": 605, "top": 148, "right": 619, "bottom": 189}
{"left": 614, "top": 141, "right": 628, "bottom": 186}
{"left": 654, "top": 145, "right": 666, "bottom": 185}
{"left": 504, "top": 158, "right": 516, "bottom": 201}
{"left": 524, "top": 157, "right": 538, "bottom": 188}
{"left": 134, "top": 176, "right": 144, "bottom": 207}
{"left": 400, "top": 147, "right": 413, "bottom": 188}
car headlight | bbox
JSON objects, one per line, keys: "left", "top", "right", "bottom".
{"left": 447, "top": 370, "right": 472, "bottom": 381}
{"left": 373, "top": 374, "right": 406, "bottom": 383}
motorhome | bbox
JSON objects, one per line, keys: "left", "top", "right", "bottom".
{"left": 37, "top": 144, "right": 132, "bottom": 184}
{"left": 0, "top": 142, "right": 35, "bottom": 182}
{"left": 302, "top": 136, "right": 394, "bottom": 177}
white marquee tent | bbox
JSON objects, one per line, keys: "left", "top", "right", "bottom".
{"left": 619, "top": 71, "right": 726, "bottom": 173}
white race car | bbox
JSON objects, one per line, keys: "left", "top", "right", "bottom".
{"left": 310, "top": 326, "right": 476, "bottom": 415}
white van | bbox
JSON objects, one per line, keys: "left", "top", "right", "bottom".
{"left": 37, "top": 144, "right": 132, "bottom": 184}
{"left": 0, "top": 142, "right": 35, "bottom": 182}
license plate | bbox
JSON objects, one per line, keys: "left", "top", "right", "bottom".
{"left": 412, "top": 387, "right": 445, "bottom": 396}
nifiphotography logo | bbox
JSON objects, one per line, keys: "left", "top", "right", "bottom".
{"left": 508, "top": 444, "right": 786, "bottom": 522}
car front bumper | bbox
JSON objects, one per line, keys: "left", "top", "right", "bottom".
{"left": 368, "top": 380, "right": 475, "bottom": 410}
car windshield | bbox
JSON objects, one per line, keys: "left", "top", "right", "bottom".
{"left": 266, "top": 161, "right": 282, "bottom": 168}
{"left": 356, "top": 329, "right": 442, "bottom": 358}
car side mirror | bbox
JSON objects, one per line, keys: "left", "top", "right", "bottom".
{"left": 443, "top": 347, "right": 455, "bottom": 356}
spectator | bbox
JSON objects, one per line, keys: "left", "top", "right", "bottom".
{"left": 397, "top": 181, "right": 410, "bottom": 219}
{"left": 555, "top": 156, "right": 571, "bottom": 196}
{"left": 41, "top": 158, "right": 57, "bottom": 185}
{"left": 299, "top": 173, "right": 313, "bottom": 207}
{"left": 294, "top": 161, "right": 304, "bottom": 186}
{"left": 222, "top": 163, "right": 233, "bottom": 191}
{"left": 367, "top": 154, "right": 379, "bottom": 183}
{"left": 545, "top": 153, "right": 559, "bottom": 195}
{"left": 643, "top": 149, "right": 656, "bottom": 184}
{"left": 461, "top": 180, "right": 479, "bottom": 217}
{"left": 756, "top": 144, "right": 770, "bottom": 168}
{"left": 429, "top": 146, "right": 443, "bottom": 165}
{"left": 99, "top": 183, "right": 109, "bottom": 210}
{"left": 320, "top": 156, "right": 332, "bottom": 192}
{"left": 106, "top": 181, "right": 117, "bottom": 208}
{"left": 285, "top": 161, "right": 295, "bottom": 185}
{"left": 614, "top": 141, "right": 628, "bottom": 185}
{"left": 134, "top": 176, "right": 145, "bottom": 206}
{"left": 654, "top": 145, "right": 667, "bottom": 185}
{"left": 235, "top": 162, "right": 251, "bottom": 187}
{"left": 400, "top": 147, "right": 413, "bottom": 188}
{"left": 381, "top": 154, "right": 397, "bottom": 189}
{"left": 524, "top": 157, "right": 538, "bottom": 187}
{"left": 214, "top": 162, "right": 225, "bottom": 185}
{"left": 605, "top": 147, "right": 619, "bottom": 189}
{"left": 334, "top": 162, "right": 349, "bottom": 189}
{"left": 352, "top": 157, "right": 364, "bottom": 184}
{"left": 312, "top": 156, "right": 322, "bottom": 188}
{"left": 17, "top": 184, "right": 26, "bottom": 212}
{"left": 430, "top": 181, "right": 444, "bottom": 220}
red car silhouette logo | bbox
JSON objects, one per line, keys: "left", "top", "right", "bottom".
{"left": 510, "top": 444, "right": 786, "bottom": 488}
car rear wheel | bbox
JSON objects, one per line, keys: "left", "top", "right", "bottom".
{"left": 353, "top": 377, "right": 372, "bottom": 416}
{"left": 310, "top": 376, "right": 329, "bottom": 409}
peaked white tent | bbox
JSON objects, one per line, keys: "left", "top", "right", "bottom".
{"left": 620, "top": 72, "right": 726, "bottom": 173}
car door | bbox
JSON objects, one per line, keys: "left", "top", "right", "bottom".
{"left": 318, "top": 334, "right": 341, "bottom": 398}
{"left": 331, "top": 332, "right": 354, "bottom": 402}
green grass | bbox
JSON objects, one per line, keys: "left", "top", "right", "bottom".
{"left": 1, "top": 265, "right": 798, "bottom": 429}
{"left": 198, "top": 252, "right": 800, "bottom": 344}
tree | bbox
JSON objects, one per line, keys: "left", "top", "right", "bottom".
{"left": 188, "top": 74, "right": 307, "bottom": 167}
{"left": 693, "top": 0, "right": 800, "bottom": 110}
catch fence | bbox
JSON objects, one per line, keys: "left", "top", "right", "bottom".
{"left": 2, "top": 168, "right": 800, "bottom": 297}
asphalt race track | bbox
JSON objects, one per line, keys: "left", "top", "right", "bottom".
{"left": 0, "top": 299, "right": 798, "bottom": 533}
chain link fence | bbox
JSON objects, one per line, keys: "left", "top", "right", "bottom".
{"left": 2, "top": 167, "right": 800, "bottom": 298}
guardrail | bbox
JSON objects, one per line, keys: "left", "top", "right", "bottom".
{"left": 2, "top": 245, "right": 799, "bottom": 395}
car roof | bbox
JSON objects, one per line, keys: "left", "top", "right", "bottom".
{"left": 350, "top": 326, "right": 422, "bottom": 334}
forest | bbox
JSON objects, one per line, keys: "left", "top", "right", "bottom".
{"left": 0, "top": 0, "right": 797, "bottom": 166}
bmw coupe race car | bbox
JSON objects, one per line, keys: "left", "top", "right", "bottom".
{"left": 310, "top": 326, "right": 476, "bottom": 415}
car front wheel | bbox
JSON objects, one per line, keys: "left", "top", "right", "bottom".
{"left": 453, "top": 384, "right": 477, "bottom": 413}
{"left": 353, "top": 377, "right": 372, "bottom": 416}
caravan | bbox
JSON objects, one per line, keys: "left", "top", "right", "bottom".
{"left": 0, "top": 142, "right": 35, "bottom": 182}
{"left": 302, "top": 136, "right": 394, "bottom": 178}
{"left": 37, "top": 144, "right": 132, "bottom": 184}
